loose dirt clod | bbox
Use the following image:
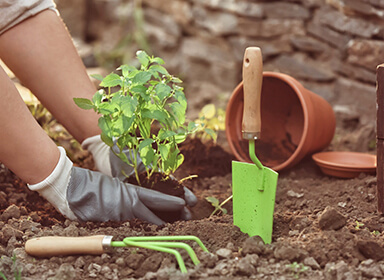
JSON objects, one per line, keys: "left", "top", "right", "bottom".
{"left": 318, "top": 206, "right": 347, "bottom": 230}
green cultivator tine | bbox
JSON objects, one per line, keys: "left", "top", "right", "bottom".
{"left": 110, "top": 235, "right": 209, "bottom": 273}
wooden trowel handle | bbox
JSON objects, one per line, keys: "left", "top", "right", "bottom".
{"left": 242, "top": 47, "right": 263, "bottom": 140}
{"left": 25, "top": 235, "right": 110, "bottom": 257}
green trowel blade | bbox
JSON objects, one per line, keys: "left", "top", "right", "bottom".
{"left": 232, "top": 160, "right": 278, "bottom": 244}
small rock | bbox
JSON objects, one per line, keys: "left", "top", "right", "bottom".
{"left": 318, "top": 206, "right": 347, "bottom": 230}
{"left": 236, "top": 255, "right": 257, "bottom": 276}
{"left": 287, "top": 190, "right": 304, "bottom": 198}
{"left": 1, "top": 205, "right": 20, "bottom": 221}
{"left": 216, "top": 248, "right": 232, "bottom": 259}
{"left": 274, "top": 244, "right": 305, "bottom": 262}
{"left": 30, "top": 212, "right": 41, "bottom": 222}
{"left": 241, "top": 235, "right": 265, "bottom": 256}
{"left": 74, "top": 257, "right": 86, "bottom": 269}
{"left": 324, "top": 261, "right": 349, "bottom": 280}
{"left": 87, "top": 263, "right": 101, "bottom": 278}
{"left": 125, "top": 253, "right": 145, "bottom": 269}
{"left": 49, "top": 263, "right": 76, "bottom": 280}
{"left": 303, "top": 257, "right": 321, "bottom": 270}
{"left": 12, "top": 247, "right": 28, "bottom": 260}
{"left": 213, "top": 261, "right": 230, "bottom": 276}
{"left": 358, "top": 259, "right": 383, "bottom": 278}
{"left": 0, "top": 244, "right": 6, "bottom": 255}
{"left": 120, "top": 267, "right": 134, "bottom": 277}
{"left": 135, "top": 253, "right": 163, "bottom": 277}
{"left": 25, "top": 263, "right": 37, "bottom": 275}
{"left": 115, "top": 257, "right": 125, "bottom": 267}
{"left": 20, "top": 206, "right": 28, "bottom": 216}
{"left": 19, "top": 219, "right": 40, "bottom": 232}
{"left": 2, "top": 224, "right": 23, "bottom": 243}
{"left": 101, "top": 253, "right": 110, "bottom": 263}
{"left": 100, "top": 265, "right": 112, "bottom": 279}
{"left": 199, "top": 251, "right": 218, "bottom": 268}
{"left": 337, "top": 202, "right": 347, "bottom": 208}
{"left": 63, "top": 224, "right": 79, "bottom": 237}
{"left": 357, "top": 240, "right": 384, "bottom": 261}
{"left": 226, "top": 242, "right": 235, "bottom": 251}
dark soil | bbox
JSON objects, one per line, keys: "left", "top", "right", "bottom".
{"left": 126, "top": 172, "right": 185, "bottom": 223}
{"left": 1, "top": 122, "right": 384, "bottom": 279}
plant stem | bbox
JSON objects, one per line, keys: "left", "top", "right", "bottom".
{"left": 210, "top": 195, "right": 233, "bottom": 217}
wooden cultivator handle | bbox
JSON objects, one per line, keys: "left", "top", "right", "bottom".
{"left": 25, "top": 235, "right": 111, "bottom": 257}
{"left": 242, "top": 47, "right": 263, "bottom": 140}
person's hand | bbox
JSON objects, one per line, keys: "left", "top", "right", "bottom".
{"left": 28, "top": 147, "right": 191, "bottom": 225}
{"left": 82, "top": 135, "right": 198, "bottom": 213}
{"left": 67, "top": 167, "right": 187, "bottom": 225}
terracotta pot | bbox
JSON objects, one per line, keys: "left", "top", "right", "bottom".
{"left": 226, "top": 71, "right": 336, "bottom": 171}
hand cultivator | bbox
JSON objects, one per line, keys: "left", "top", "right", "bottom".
{"left": 25, "top": 235, "right": 209, "bottom": 273}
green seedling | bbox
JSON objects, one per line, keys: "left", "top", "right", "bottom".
{"left": 206, "top": 195, "right": 233, "bottom": 217}
{"left": 189, "top": 104, "right": 225, "bottom": 143}
{"left": 286, "top": 261, "right": 309, "bottom": 279}
{"left": 371, "top": 230, "right": 380, "bottom": 237}
{"left": 355, "top": 221, "right": 364, "bottom": 230}
{"left": 75, "top": 50, "right": 196, "bottom": 185}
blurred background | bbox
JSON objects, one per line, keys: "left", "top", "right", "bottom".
{"left": 51, "top": 0, "right": 383, "bottom": 153}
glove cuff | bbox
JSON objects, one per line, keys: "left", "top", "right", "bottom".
{"left": 81, "top": 135, "right": 112, "bottom": 177}
{"left": 28, "top": 146, "right": 77, "bottom": 220}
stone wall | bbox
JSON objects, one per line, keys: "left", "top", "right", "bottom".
{"left": 57, "top": 0, "right": 384, "bottom": 125}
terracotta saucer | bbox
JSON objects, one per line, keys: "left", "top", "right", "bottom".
{"left": 312, "top": 151, "right": 376, "bottom": 178}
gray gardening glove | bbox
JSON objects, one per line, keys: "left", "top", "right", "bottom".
{"left": 82, "top": 135, "right": 198, "bottom": 210}
{"left": 67, "top": 167, "right": 187, "bottom": 225}
{"left": 28, "top": 147, "right": 189, "bottom": 225}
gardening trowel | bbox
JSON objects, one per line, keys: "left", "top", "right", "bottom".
{"left": 232, "top": 47, "right": 278, "bottom": 244}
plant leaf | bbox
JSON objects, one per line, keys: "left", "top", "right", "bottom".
{"left": 155, "top": 83, "right": 172, "bottom": 101}
{"left": 171, "top": 76, "right": 183, "bottom": 83}
{"left": 130, "top": 85, "right": 147, "bottom": 95}
{"left": 139, "top": 145, "right": 155, "bottom": 166}
{"left": 73, "top": 98, "right": 94, "bottom": 110}
{"left": 158, "top": 143, "right": 171, "bottom": 160}
{"left": 174, "top": 90, "right": 187, "bottom": 110}
{"left": 200, "top": 104, "right": 216, "bottom": 119}
{"left": 205, "top": 197, "right": 219, "bottom": 207}
{"left": 132, "top": 71, "right": 152, "bottom": 85}
{"left": 136, "top": 50, "right": 150, "bottom": 68}
{"left": 158, "top": 130, "right": 177, "bottom": 141}
{"left": 90, "top": 73, "right": 104, "bottom": 81}
{"left": 92, "top": 90, "right": 104, "bottom": 106}
{"left": 139, "top": 138, "right": 154, "bottom": 151}
{"left": 175, "top": 133, "right": 187, "bottom": 144}
{"left": 98, "top": 102, "right": 117, "bottom": 114}
{"left": 142, "top": 109, "right": 168, "bottom": 123}
{"left": 187, "top": 121, "right": 200, "bottom": 133}
{"left": 119, "top": 64, "right": 136, "bottom": 77}
{"left": 100, "top": 132, "right": 113, "bottom": 147}
{"left": 169, "top": 103, "right": 186, "bottom": 125}
{"left": 152, "top": 57, "right": 165, "bottom": 65}
{"left": 204, "top": 128, "right": 218, "bottom": 141}
{"left": 114, "top": 115, "right": 134, "bottom": 134}
{"left": 121, "top": 96, "right": 138, "bottom": 117}
{"left": 100, "top": 73, "right": 123, "bottom": 88}
{"left": 149, "top": 64, "right": 168, "bottom": 76}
